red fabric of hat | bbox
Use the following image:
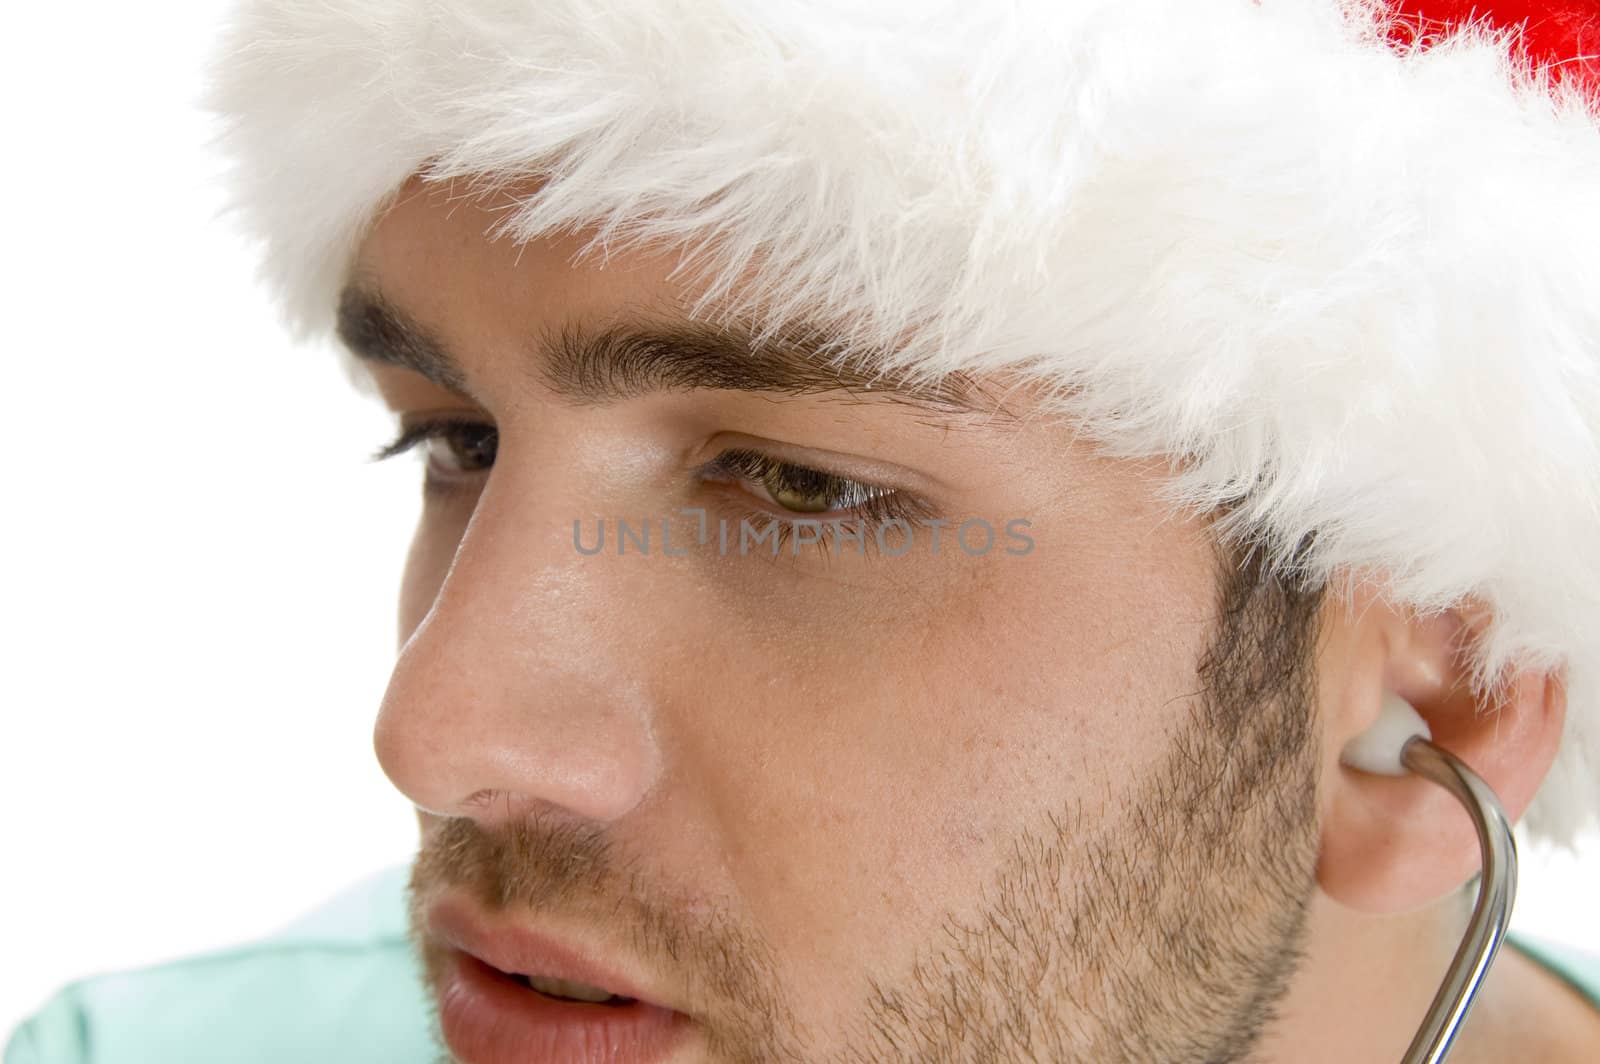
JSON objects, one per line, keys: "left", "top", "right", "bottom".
{"left": 1388, "top": 1, "right": 1600, "bottom": 97}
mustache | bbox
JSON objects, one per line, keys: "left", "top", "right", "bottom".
{"left": 410, "top": 809, "right": 618, "bottom": 913}
{"left": 406, "top": 810, "right": 797, "bottom": 1053}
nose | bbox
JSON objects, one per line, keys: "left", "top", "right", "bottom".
{"left": 374, "top": 471, "right": 664, "bottom": 828}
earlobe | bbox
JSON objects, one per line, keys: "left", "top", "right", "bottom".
{"left": 1314, "top": 603, "right": 1566, "bottom": 914}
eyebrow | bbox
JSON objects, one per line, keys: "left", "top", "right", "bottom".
{"left": 334, "top": 283, "right": 980, "bottom": 412}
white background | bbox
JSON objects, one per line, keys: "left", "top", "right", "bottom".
{"left": 2, "top": 1, "right": 1596, "bottom": 1041}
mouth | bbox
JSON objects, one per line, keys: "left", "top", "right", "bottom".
{"left": 507, "top": 969, "right": 637, "bottom": 1006}
{"left": 426, "top": 898, "right": 691, "bottom": 1064}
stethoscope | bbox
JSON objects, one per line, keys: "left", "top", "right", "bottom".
{"left": 1342, "top": 693, "right": 1518, "bottom": 1064}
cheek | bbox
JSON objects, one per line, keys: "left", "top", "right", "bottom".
{"left": 666, "top": 515, "right": 1218, "bottom": 1020}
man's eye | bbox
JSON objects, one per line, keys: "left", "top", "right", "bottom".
{"left": 704, "top": 448, "right": 897, "bottom": 516}
{"left": 749, "top": 459, "right": 851, "bottom": 513}
{"left": 372, "top": 417, "right": 498, "bottom": 482}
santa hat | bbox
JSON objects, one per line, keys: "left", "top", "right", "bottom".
{"left": 203, "top": 0, "right": 1600, "bottom": 843}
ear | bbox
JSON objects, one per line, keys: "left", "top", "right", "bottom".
{"left": 1314, "top": 589, "right": 1566, "bottom": 913}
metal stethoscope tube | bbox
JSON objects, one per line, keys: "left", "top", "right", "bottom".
{"left": 1396, "top": 736, "right": 1519, "bottom": 1064}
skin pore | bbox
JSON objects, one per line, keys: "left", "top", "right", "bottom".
{"left": 352, "top": 177, "right": 1596, "bottom": 1062}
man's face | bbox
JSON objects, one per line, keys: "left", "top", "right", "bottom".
{"left": 355, "top": 178, "right": 1326, "bottom": 1063}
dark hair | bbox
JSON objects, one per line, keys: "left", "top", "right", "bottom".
{"left": 1201, "top": 533, "right": 1327, "bottom": 751}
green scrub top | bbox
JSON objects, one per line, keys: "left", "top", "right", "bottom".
{"left": 4, "top": 867, "right": 433, "bottom": 1064}
{"left": 7, "top": 866, "right": 1599, "bottom": 1062}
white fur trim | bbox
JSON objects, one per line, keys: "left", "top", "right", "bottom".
{"left": 204, "top": 0, "right": 1600, "bottom": 842}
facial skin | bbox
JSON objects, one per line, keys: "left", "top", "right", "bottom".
{"left": 351, "top": 177, "right": 1593, "bottom": 1063}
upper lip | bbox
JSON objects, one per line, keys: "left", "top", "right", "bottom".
{"left": 426, "top": 893, "right": 677, "bottom": 1010}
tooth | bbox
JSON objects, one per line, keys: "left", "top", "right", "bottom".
{"left": 525, "top": 975, "right": 615, "bottom": 1003}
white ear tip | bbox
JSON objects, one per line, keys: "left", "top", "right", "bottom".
{"left": 1341, "top": 691, "right": 1432, "bottom": 776}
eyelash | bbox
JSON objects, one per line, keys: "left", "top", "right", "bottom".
{"left": 371, "top": 416, "right": 499, "bottom": 495}
{"left": 696, "top": 447, "right": 933, "bottom": 552}
{"left": 371, "top": 419, "right": 934, "bottom": 551}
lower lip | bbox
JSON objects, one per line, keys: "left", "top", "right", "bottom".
{"left": 437, "top": 947, "right": 690, "bottom": 1064}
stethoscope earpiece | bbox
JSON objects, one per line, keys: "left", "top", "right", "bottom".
{"left": 1340, "top": 691, "right": 1433, "bottom": 776}
{"left": 1339, "top": 693, "right": 1519, "bottom": 1064}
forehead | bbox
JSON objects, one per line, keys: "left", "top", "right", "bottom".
{"left": 355, "top": 176, "right": 692, "bottom": 338}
